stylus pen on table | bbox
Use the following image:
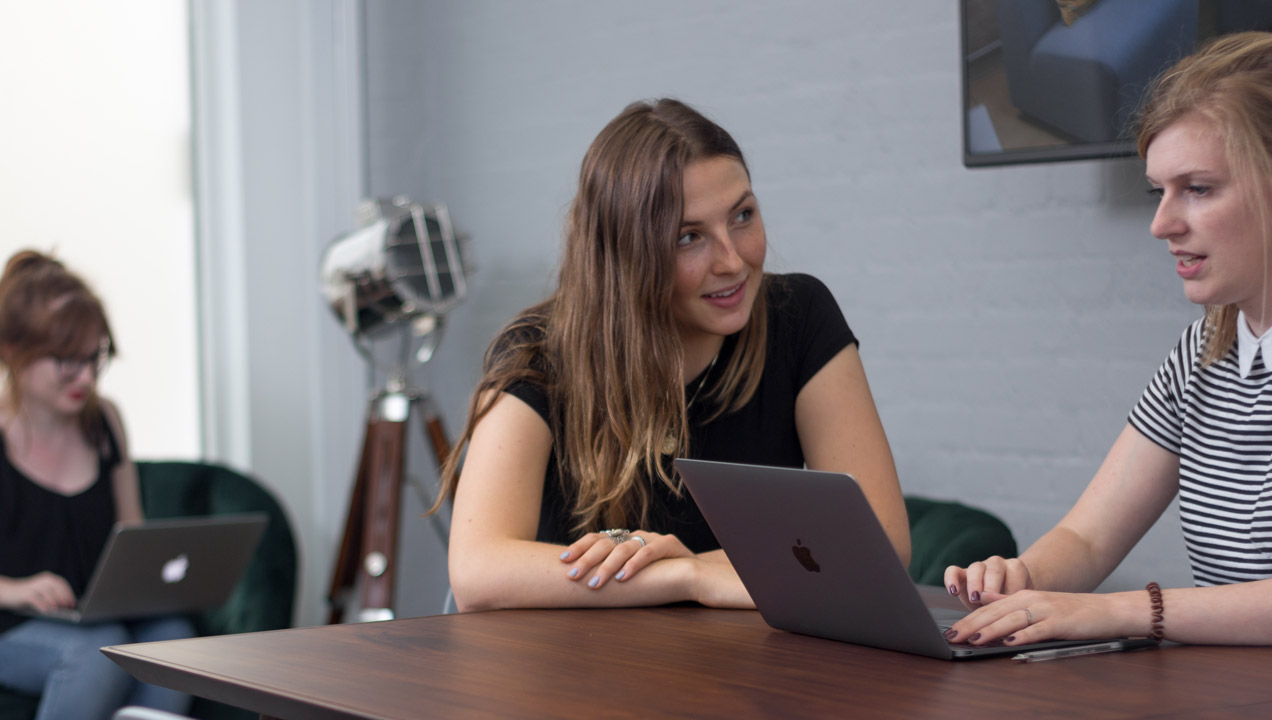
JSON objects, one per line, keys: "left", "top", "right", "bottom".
{"left": 1012, "top": 637, "right": 1158, "bottom": 662}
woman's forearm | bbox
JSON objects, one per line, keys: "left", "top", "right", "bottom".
{"left": 1019, "top": 525, "right": 1113, "bottom": 593}
{"left": 449, "top": 540, "right": 699, "bottom": 612}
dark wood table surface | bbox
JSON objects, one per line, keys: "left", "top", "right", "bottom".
{"left": 103, "top": 588, "right": 1272, "bottom": 719}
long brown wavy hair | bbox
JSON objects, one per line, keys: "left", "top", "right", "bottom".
{"left": 1136, "top": 31, "right": 1272, "bottom": 365}
{"left": 0, "top": 249, "right": 117, "bottom": 445}
{"left": 433, "top": 98, "right": 768, "bottom": 535}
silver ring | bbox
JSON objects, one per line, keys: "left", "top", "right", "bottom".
{"left": 630, "top": 535, "right": 646, "bottom": 548}
{"left": 1024, "top": 608, "right": 1034, "bottom": 626}
{"left": 603, "top": 528, "right": 631, "bottom": 545}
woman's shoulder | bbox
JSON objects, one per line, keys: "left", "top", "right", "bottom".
{"left": 96, "top": 395, "right": 120, "bottom": 415}
{"left": 92, "top": 396, "right": 128, "bottom": 454}
{"left": 483, "top": 306, "right": 557, "bottom": 397}
{"left": 489, "top": 309, "right": 549, "bottom": 364}
{"left": 766, "top": 272, "right": 830, "bottom": 297}
{"left": 96, "top": 396, "right": 123, "bottom": 428}
{"left": 764, "top": 272, "right": 841, "bottom": 317}
{"left": 1176, "top": 317, "right": 1208, "bottom": 361}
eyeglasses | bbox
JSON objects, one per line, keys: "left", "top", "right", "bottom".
{"left": 52, "top": 343, "right": 111, "bottom": 382}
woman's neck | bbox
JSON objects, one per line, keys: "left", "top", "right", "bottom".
{"left": 1243, "top": 307, "right": 1272, "bottom": 339}
{"left": 681, "top": 335, "right": 725, "bottom": 383}
{"left": 0, "top": 396, "right": 78, "bottom": 439}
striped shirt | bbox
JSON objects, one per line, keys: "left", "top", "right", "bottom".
{"left": 1129, "top": 319, "right": 1272, "bottom": 586}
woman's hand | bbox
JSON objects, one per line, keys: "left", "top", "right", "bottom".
{"left": 944, "top": 589, "right": 1144, "bottom": 646}
{"left": 560, "top": 530, "right": 694, "bottom": 589}
{"left": 944, "top": 556, "right": 1033, "bottom": 611}
{"left": 0, "top": 572, "right": 75, "bottom": 613}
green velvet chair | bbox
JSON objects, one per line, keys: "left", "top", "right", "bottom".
{"left": 905, "top": 496, "right": 1018, "bottom": 587}
{"left": 0, "top": 461, "right": 297, "bottom": 720}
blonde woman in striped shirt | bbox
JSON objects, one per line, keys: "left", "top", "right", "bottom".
{"left": 946, "top": 32, "right": 1272, "bottom": 647}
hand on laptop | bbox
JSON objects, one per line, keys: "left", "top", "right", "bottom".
{"left": 559, "top": 530, "right": 694, "bottom": 590}
{"left": 0, "top": 571, "right": 75, "bottom": 613}
{"left": 943, "top": 555, "right": 1033, "bottom": 611}
{"left": 941, "top": 588, "right": 1138, "bottom": 646}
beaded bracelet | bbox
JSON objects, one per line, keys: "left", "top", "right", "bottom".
{"left": 1146, "top": 581, "right": 1165, "bottom": 643}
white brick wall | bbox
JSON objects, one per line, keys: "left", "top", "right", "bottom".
{"left": 365, "top": 0, "right": 1196, "bottom": 613}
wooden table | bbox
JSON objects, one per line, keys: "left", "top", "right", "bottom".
{"left": 104, "top": 590, "right": 1272, "bottom": 719}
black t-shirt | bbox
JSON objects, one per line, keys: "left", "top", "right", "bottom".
{"left": 503, "top": 273, "right": 856, "bottom": 553}
{"left": 0, "top": 416, "right": 121, "bottom": 634}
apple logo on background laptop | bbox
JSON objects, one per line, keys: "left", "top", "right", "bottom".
{"left": 792, "top": 539, "right": 820, "bottom": 573}
{"left": 162, "top": 554, "right": 189, "bottom": 584}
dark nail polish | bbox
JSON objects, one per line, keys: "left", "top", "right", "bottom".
{"left": 943, "top": 628, "right": 958, "bottom": 640}
{"left": 948, "top": 584, "right": 958, "bottom": 596}
{"left": 968, "top": 633, "right": 981, "bottom": 643}
{"left": 970, "top": 590, "right": 981, "bottom": 603}
{"left": 1005, "top": 635, "right": 1016, "bottom": 643}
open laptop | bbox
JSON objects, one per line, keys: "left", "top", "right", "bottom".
{"left": 675, "top": 459, "right": 1107, "bottom": 659}
{"left": 33, "top": 513, "right": 267, "bottom": 624}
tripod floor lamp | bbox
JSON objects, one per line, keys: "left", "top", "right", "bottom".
{"left": 319, "top": 197, "right": 469, "bottom": 623}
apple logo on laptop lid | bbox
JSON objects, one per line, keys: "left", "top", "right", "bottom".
{"left": 792, "top": 539, "right": 820, "bottom": 573}
{"left": 162, "top": 554, "right": 190, "bottom": 584}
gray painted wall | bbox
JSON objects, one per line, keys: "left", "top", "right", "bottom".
{"left": 362, "top": 0, "right": 1196, "bottom": 611}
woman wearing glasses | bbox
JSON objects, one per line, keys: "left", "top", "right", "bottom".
{"left": 0, "top": 250, "right": 191, "bottom": 720}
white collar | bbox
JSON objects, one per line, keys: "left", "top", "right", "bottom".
{"left": 1236, "top": 311, "right": 1272, "bottom": 378}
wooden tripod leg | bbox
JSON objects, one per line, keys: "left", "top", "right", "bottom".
{"left": 357, "top": 417, "right": 407, "bottom": 619}
{"left": 330, "top": 392, "right": 448, "bottom": 624}
{"left": 326, "top": 416, "right": 377, "bottom": 624}
{"left": 416, "top": 394, "right": 452, "bottom": 470}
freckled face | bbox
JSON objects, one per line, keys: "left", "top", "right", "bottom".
{"left": 672, "top": 156, "right": 766, "bottom": 359}
{"left": 1146, "top": 114, "right": 1272, "bottom": 319}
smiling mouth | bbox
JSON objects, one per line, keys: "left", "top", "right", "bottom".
{"left": 705, "top": 283, "right": 743, "bottom": 299}
{"left": 1178, "top": 254, "right": 1205, "bottom": 267}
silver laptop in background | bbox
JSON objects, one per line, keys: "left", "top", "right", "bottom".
{"left": 34, "top": 513, "right": 267, "bottom": 624}
{"left": 674, "top": 459, "right": 1105, "bottom": 659}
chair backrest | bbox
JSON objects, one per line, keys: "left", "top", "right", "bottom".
{"left": 905, "top": 496, "right": 1018, "bottom": 587}
{"left": 137, "top": 461, "right": 297, "bottom": 636}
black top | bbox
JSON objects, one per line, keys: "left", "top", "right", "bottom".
{"left": 0, "top": 415, "right": 121, "bottom": 634}
{"left": 502, "top": 273, "right": 856, "bottom": 552}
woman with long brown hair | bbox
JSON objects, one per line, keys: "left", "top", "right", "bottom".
{"left": 945, "top": 32, "right": 1272, "bottom": 647}
{"left": 0, "top": 250, "right": 192, "bottom": 719}
{"left": 437, "top": 99, "right": 908, "bottom": 611}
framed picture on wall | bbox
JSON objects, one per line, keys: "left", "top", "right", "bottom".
{"left": 960, "top": 0, "right": 1272, "bottom": 167}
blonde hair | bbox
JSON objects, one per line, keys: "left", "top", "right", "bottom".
{"left": 433, "top": 99, "right": 768, "bottom": 534}
{"left": 1136, "top": 31, "right": 1272, "bottom": 364}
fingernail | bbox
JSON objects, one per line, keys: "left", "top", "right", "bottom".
{"left": 615, "top": 570, "right": 626, "bottom": 580}
{"left": 568, "top": 567, "right": 579, "bottom": 578}
{"left": 560, "top": 551, "right": 570, "bottom": 560}
{"left": 968, "top": 633, "right": 981, "bottom": 643}
{"left": 943, "top": 628, "right": 957, "bottom": 640}
{"left": 588, "top": 576, "right": 599, "bottom": 588}
{"left": 1005, "top": 635, "right": 1016, "bottom": 643}
{"left": 970, "top": 591, "right": 981, "bottom": 603}
{"left": 948, "top": 584, "right": 958, "bottom": 596}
